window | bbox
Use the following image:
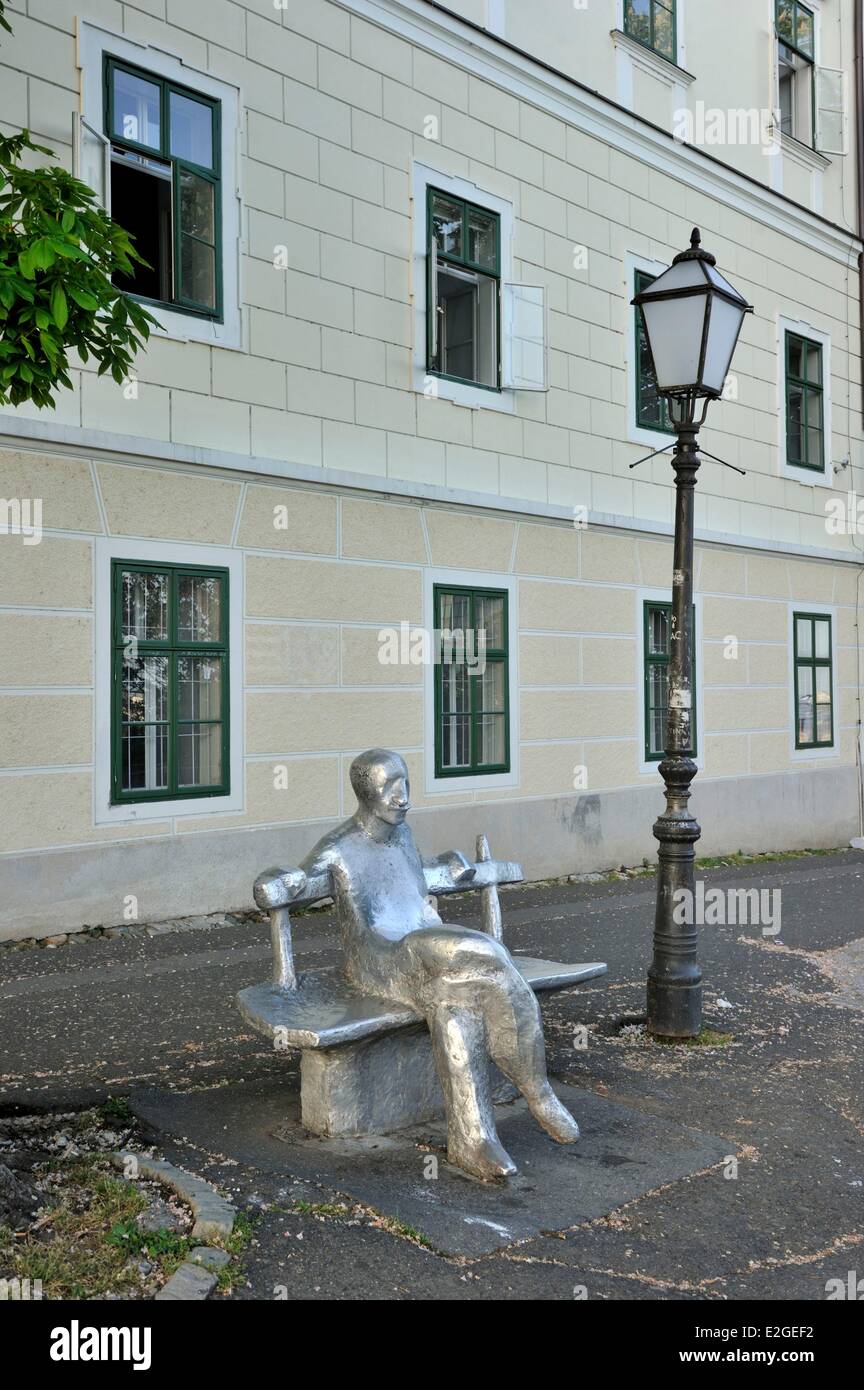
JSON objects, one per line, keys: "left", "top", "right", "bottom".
{"left": 793, "top": 613, "right": 833, "bottom": 749}
{"left": 624, "top": 0, "right": 676, "bottom": 62}
{"left": 785, "top": 331, "right": 824, "bottom": 472}
{"left": 105, "top": 56, "right": 221, "bottom": 318}
{"left": 643, "top": 601, "right": 697, "bottom": 762}
{"left": 635, "top": 269, "right": 673, "bottom": 434}
{"left": 112, "top": 561, "right": 229, "bottom": 803}
{"left": 776, "top": 1, "right": 815, "bottom": 145}
{"left": 427, "top": 188, "right": 500, "bottom": 391}
{"left": 434, "top": 586, "right": 509, "bottom": 776}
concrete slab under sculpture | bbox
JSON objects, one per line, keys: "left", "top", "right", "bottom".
{"left": 237, "top": 748, "right": 607, "bottom": 1180}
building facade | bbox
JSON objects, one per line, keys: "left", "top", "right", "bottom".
{"left": 0, "top": 0, "right": 862, "bottom": 937}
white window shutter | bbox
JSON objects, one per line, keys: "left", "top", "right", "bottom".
{"left": 72, "top": 113, "right": 111, "bottom": 213}
{"left": 815, "top": 67, "right": 847, "bottom": 155}
{"left": 502, "top": 282, "right": 547, "bottom": 390}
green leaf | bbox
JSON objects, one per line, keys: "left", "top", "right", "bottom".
{"left": 50, "top": 281, "right": 68, "bottom": 330}
{"left": 67, "top": 287, "right": 98, "bottom": 311}
{"left": 61, "top": 208, "right": 75, "bottom": 233}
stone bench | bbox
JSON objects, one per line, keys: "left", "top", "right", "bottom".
{"left": 237, "top": 835, "right": 607, "bottom": 1138}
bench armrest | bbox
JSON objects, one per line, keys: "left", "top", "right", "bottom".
{"left": 253, "top": 866, "right": 335, "bottom": 993}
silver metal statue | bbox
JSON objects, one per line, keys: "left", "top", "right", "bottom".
{"left": 299, "top": 748, "right": 580, "bottom": 1181}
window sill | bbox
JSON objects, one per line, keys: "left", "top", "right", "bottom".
{"left": 610, "top": 29, "right": 695, "bottom": 86}
{"left": 778, "top": 460, "right": 832, "bottom": 489}
{"left": 413, "top": 365, "right": 514, "bottom": 413}
{"left": 778, "top": 131, "right": 831, "bottom": 171}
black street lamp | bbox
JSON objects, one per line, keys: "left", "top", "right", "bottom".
{"left": 632, "top": 229, "right": 752, "bottom": 1038}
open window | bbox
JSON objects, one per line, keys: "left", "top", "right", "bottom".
{"left": 104, "top": 57, "right": 221, "bottom": 319}
{"left": 775, "top": 1, "right": 846, "bottom": 154}
{"left": 426, "top": 186, "right": 546, "bottom": 395}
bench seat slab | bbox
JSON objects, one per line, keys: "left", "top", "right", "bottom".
{"left": 237, "top": 957, "right": 607, "bottom": 1051}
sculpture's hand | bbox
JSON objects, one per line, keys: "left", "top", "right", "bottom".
{"left": 436, "top": 850, "right": 477, "bottom": 886}
{"left": 253, "top": 867, "right": 308, "bottom": 911}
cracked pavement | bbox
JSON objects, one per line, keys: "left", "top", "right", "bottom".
{"left": 1, "top": 849, "right": 862, "bottom": 1299}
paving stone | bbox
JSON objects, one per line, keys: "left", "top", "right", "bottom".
{"left": 154, "top": 1262, "right": 217, "bottom": 1301}
{"left": 190, "top": 1246, "right": 231, "bottom": 1270}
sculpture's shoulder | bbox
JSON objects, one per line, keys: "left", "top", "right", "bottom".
{"left": 299, "top": 816, "right": 360, "bottom": 879}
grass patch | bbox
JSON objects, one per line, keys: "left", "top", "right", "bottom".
{"left": 695, "top": 847, "right": 846, "bottom": 870}
{"left": 0, "top": 1154, "right": 194, "bottom": 1299}
{"left": 98, "top": 1096, "right": 135, "bottom": 1127}
{"left": 655, "top": 1028, "right": 734, "bottom": 1048}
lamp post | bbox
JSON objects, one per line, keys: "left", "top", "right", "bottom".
{"left": 632, "top": 229, "right": 752, "bottom": 1038}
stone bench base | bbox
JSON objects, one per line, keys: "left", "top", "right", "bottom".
{"left": 238, "top": 956, "right": 607, "bottom": 1138}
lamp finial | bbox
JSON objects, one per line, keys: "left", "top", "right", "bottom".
{"left": 690, "top": 227, "right": 701, "bottom": 249}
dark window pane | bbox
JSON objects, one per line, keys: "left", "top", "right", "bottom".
{"left": 797, "top": 664, "right": 814, "bottom": 744}
{"left": 170, "top": 90, "right": 214, "bottom": 168}
{"left": 625, "top": 0, "right": 651, "bottom": 46}
{"left": 654, "top": 3, "right": 674, "bottom": 60}
{"left": 122, "top": 655, "right": 168, "bottom": 723}
{"left": 122, "top": 724, "right": 168, "bottom": 791}
{"left": 814, "top": 620, "right": 830, "bottom": 660}
{"left": 476, "top": 594, "right": 505, "bottom": 648}
{"left": 122, "top": 571, "right": 168, "bottom": 642}
{"left": 179, "top": 169, "right": 216, "bottom": 243}
{"left": 178, "top": 655, "right": 222, "bottom": 721}
{"left": 177, "top": 723, "right": 222, "bottom": 787}
{"left": 113, "top": 68, "right": 161, "bottom": 149}
{"left": 431, "top": 194, "right": 462, "bottom": 257}
{"left": 776, "top": 2, "right": 795, "bottom": 43}
{"left": 441, "top": 714, "right": 471, "bottom": 768}
{"left": 180, "top": 236, "right": 217, "bottom": 310}
{"left": 177, "top": 574, "right": 221, "bottom": 642}
{"left": 467, "top": 206, "right": 497, "bottom": 269}
{"left": 796, "top": 6, "right": 814, "bottom": 57}
{"left": 477, "top": 713, "right": 505, "bottom": 766}
{"left": 479, "top": 662, "right": 505, "bottom": 713}
{"left": 110, "top": 156, "right": 173, "bottom": 303}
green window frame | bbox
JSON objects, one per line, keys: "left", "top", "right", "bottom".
{"left": 643, "top": 601, "right": 697, "bottom": 762}
{"left": 104, "top": 55, "right": 222, "bottom": 320}
{"left": 426, "top": 186, "right": 501, "bottom": 392}
{"left": 785, "top": 330, "right": 824, "bottom": 472}
{"left": 111, "top": 561, "right": 230, "bottom": 804}
{"left": 793, "top": 612, "right": 834, "bottom": 749}
{"left": 635, "top": 269, "right": 673, "bottom": 434}
{"left": 434, "top": 585, "right": 510, "bottom": 777}
{"left": 776, "top": 1, "right": 815, "bottom": 147}
{"left": 624, "top": 0, "right": 676, "bottom": 63}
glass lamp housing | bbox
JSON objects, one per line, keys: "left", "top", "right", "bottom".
{"left": 632, "top": 230, "right": 752, "bottom": 401}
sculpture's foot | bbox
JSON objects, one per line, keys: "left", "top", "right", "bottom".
{"left": 526, "top": 1084, "right": 580, "bottom": 1144}
{"left": 448, "top": 1132, "right": 517, "bottom": 1181}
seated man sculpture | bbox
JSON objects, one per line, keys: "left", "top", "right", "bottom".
{"left": 299, "top": 747, "right": 579, "bottom": 1180}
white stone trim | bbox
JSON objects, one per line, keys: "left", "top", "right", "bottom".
{"left": 776, "top": 313, "right": 832, "bottom": 489}
{"left": 411, "top": 161, "right": 515, "bottom": 413}
{"left": 422, "top": 566, "right": 519, "bottom": 795}
{"left": 787, "top": 601, "right": 840, "bottom": 762}
{"left": 78, "top": 22, "right": 243, "bottom": 351}
{"left": 93, "top": 536, "right": 245, "bottom": 824}
{"left": 636, "top": 585, "right": 704, "bottom": 778}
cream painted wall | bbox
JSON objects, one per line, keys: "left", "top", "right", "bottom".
{"left": 0, "top": 448, "right": 858, "bottom": 866}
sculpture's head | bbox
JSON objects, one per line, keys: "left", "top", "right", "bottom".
{"left": 350, "top": 748, "right": 410, "bottom": 827}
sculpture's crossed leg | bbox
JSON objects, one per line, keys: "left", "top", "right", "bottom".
{"left": 405, "top": 926, "right": 580, "bottom": 1179}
